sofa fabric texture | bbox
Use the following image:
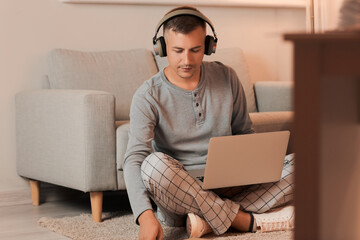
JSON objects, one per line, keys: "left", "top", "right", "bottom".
{"left": 47, "top": 49, "right": 159, "bottom": 121}
{"left": 255, "top": 81, "right": 294, "bottom": 112}
{"left": 16, "top": 90, "right": 117, "bottom": 192}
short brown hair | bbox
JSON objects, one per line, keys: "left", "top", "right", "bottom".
{"left": 163, "top": 6, "right": 206, "bottom": 35}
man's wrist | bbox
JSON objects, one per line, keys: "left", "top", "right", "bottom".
{"left": 138, "top": 209, "right": 156, "bottom": 225}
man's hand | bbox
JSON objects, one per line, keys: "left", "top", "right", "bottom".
{"left": 138, "top": 209, "right": 164, "bottom": 240}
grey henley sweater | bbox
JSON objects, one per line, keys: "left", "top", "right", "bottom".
{"left": 123, "top": 61, "right": 254, "bottom": 223}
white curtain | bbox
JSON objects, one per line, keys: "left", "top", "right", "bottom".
{"left": 307, "top": 0, "right": 345, "bottom": 32}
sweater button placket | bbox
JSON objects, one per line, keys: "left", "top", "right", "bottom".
{"left": 194, "top": 92, "right": 203, "bottom": 123}
{"left": 193, "top": 92, "right": 199, "bottom": 122}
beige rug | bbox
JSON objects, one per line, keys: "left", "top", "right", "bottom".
{"left": 38, "top": 211, "right": 294, "bottom": 240}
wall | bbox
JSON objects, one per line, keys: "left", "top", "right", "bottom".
{"left": 0, "top": 0, "right": 305, "bottom": 192}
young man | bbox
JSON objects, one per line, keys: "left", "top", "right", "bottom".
{"left": 123, "top": 6, "right": 295, "bottom": 240}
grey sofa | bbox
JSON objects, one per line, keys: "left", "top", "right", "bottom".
{"left": 15, "top": 47, "right": 293, "bottom": 222}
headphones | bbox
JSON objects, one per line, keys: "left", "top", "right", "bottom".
{"left": 153, "top": 8, "right": 218, "bottom": 57}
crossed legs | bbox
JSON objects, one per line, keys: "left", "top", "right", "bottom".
{"left": 141, "top": 152, "right": 295, "bottom": 235}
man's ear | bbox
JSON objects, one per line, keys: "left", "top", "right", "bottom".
{"left": 156, "top": 37, "right": 167, "bottom": 57}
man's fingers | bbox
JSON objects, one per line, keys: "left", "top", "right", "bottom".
{"left": 157, "top": 226, "right": 164, "bottom": 240}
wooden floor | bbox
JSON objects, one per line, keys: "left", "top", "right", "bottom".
{"left": 0, "top": 189, "right": 131, "bottom": 240}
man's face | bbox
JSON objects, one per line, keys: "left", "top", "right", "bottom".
{"left": 164, "top": 26, "right": 205, "bottom": 82}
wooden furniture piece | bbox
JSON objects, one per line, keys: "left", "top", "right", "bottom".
{"left": 285, "top": 32, "right": 360, "bottom": 240}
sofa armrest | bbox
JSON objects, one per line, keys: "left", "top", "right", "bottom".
{"left": 254, "top": 81, "right": 293, "bottom": 112}
{"left": 250, "top": 111, "right": 294, "bottom": 154}
{"left": 15, "top": 89, "right": 117, "bottom": 192}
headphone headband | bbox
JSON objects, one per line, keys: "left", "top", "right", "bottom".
{"left": 153, "top": 9, "right": 217, "bottom": 44}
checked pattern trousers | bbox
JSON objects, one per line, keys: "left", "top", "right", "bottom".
{"left": 140, "top": 152, "right": 295, "bottom": 235}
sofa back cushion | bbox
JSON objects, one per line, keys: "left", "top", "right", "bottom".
{"left": 47, "top": 49, "right": 159, "bottom": 121}
{"left": 155, "top": 47, "right": 257, "bottom": 113}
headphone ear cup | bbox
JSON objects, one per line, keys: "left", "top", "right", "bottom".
{"left": 155, "top": 37, "right": 167, "bottom": 57}
{"left": 204, "top": 35, "right": 216, "bottom": 55}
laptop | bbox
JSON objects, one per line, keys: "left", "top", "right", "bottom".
{"left": 187, "top": 131, "right": 290, "bottom": 190}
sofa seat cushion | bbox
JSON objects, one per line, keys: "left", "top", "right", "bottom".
{"left": 250, "top": 111, "right": 293, "bottom": 132}
{"left": 47, "top": 49, "right": 159, "bottom": 121}
{"left": 155, "top": 48, "right": 257, "bottom": 113}
{"left": 250, "top": 111, "right": 294, "bottom": 154}
{"left": 116, "top": 121, "right": 130, "bottom": 171}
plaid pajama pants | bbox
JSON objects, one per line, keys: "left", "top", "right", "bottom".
{"left": 140, "top": 152, "right": 295, "bottom": 235}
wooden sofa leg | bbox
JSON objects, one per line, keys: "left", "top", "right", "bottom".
{"left": 90, "top": 192, "right": 103, "bottom": 222}
{"left": 29, "top": 180, "right": 40, "bottom": 206}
